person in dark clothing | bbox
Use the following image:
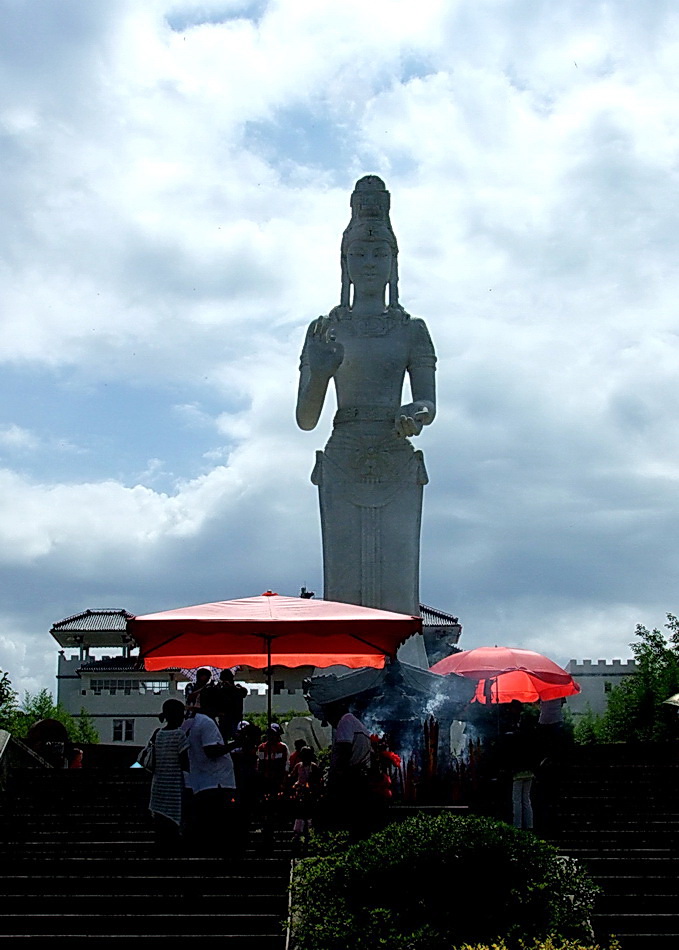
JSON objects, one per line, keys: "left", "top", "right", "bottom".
{"left": 230, "top": 720, "right": 261, "bottom": 852}
{"left": 500, "top": 714, "right": 539, "bottom": 830}
{"left": 289, "top": 738, "right": 309, "bottom": 770}
{"left": 184, "top": 668, "right": 213, "bottom": 714}
{"left": 212, "top": 669, "right": 248, "bottom": 741}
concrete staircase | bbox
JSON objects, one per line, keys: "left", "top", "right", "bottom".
{"left": 0, "top": 767, "right": 290, "bottom": 944}
{"left": 545, "top": 745, "right": 679, "bottom": 949}
{"left": 9, "top": 745, "right": 677, "bottom": 947}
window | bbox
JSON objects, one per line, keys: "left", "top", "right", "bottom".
{"left": 113, "top": 719, "right": 135, "bottom": 742}
{"left": 89, "top": 679, "right": 170, "bottom": 696}
{"left": 604, "top": 681, "right": 612, "bottom": 694}
{"left": 273, "top": 680, "right": 284, "bottom": 695}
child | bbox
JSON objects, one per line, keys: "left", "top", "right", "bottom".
{"left": 287, "top": 745, "right": 323, "bottom": 854}
{"left": 288, "top": 737, "right": 309, "bottom": 770}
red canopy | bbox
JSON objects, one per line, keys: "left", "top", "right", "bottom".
{"left": 129, "top": 592, "right": 422, "bottom": 671}
{"left": 430, "top": 645, "right": 581, "bottom": 704}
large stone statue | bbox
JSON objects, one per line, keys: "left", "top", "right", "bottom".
{"left": 296, "top": 176, "right": 436, "bottom": 662}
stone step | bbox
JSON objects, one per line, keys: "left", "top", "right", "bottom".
{"left": 0, "top": 935, "right": 285, "bottom": 947}
{"left": 597, "top": 892, "right": 679, "bottom": 913}
{"left": 592, "top": 912, "right": 679, "bottom": 938}
{"left": 0, "top": 913, "right": 285, "bottom": 938}
{"left": 0, "top": 854, "right": 289, "bottom": 870}
{"left": 557, "top": 801, "right": 679, "bottom": 815}
{"left": 559, "top": 853, "right": 679, "bottom": 876}
{"left": 0, "top": 875, "right": 287, "bottom": 896}
{"left": 0, "top": 768, "right": 291, "bottom": 945}
{"left": 0, "top": 844, "right": 291, "bottom": 866}
{"left": 557, "top": 816, "right": 679, "bottom": 825}
{"left": 593, "top": 934, "right": 679, "bottom": 950}
{"left": 594, "top": 875, "right": 679, "bottom": 895}
{"left": 0, "top": 894, "right": 288, "bottom": 915}
{"left": 555, "top": 833, "right": 679, "bottom": 848}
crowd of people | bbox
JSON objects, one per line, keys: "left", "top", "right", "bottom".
{"left": 140, "top": 667, "right": 568, "bottom": 851}
{"left": 139, "top": 669, "right": 395, "bottom": 855}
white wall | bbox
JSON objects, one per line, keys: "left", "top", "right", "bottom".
{"left": 57, "top": 653, "right": 184, "bottom": 746}
{"left": 566, "top": 658, "right": 637, "bottom": 717}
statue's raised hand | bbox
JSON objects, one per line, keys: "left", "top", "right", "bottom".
{"left": 307, "top": 316, "right": 344, "bottom": 379}
{"left": 395, "top": 402, "right": 433, "bottom": 438}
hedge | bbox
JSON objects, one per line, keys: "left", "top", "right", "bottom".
{"left": 290, "top": 814, "right": 601, "bottom": 950}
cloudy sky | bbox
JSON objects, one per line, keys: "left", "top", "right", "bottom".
{"left": 2, "top": 0, "right": 679, "bottom": 695}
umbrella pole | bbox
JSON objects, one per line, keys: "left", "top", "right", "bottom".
{"left": 494, "top": 678, "right": 500, "bottom": 737}
{"left": 265, "top": 635, "right": 273, "bottom": 732}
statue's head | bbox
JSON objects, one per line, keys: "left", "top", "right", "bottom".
{"left": 340, "top": 176, "right": 400, "bottom": 309}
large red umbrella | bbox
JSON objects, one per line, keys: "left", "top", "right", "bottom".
{"left": 430, "top": 645, "right": 580, "bottom": 704}
{"left": 128, "top": 592, "right": 422, "bottom": 723}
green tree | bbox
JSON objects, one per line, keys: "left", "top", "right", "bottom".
{"left": 0, "top": 669, "right": 19, "bottom": 733}
{"left": 16, "top": 689, "right": 99, "bottom": 744}
{"left": 247, "top": 709, "right": 304, "bottom": 735}
{"left": 576, "top": 614, "right": 679, "bottom": 744}
{"left": 573, "top": 705, "right": 606, "bottom": 745}
{"left": 0, "top": 674, "right": 98, "bottom": 745}
{"left": 72, "top": 707, "right": 99, "bottom": 744}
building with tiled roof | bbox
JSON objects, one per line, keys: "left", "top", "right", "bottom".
{"left": 50, "top": 609, "right": 135, "bottom": 651}
{"left": 53, "top": 608, "right": 189, "bottom": 747}
{"left": 419, "top": 603, "right": 462, "bottom": 665}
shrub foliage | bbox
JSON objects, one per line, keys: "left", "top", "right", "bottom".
{"left": 290, "top": 814, "right": 599, "bottom": 950}
{"left": 452, "top": 939, "right": 619, "bottom": 950}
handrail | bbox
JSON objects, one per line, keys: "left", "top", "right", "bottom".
{"left": 0, "top": 729, "right": 54, "bottom": 792}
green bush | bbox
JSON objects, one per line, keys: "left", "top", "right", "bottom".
{"left": 453, "top": 939, "right": 619, "bottom": 950}
{"left": 573, "top": 707, "right": 605, "bottom": 746}
{"left": 290, "top": 814, "right": 599, "bottom": 950}
{"left": 247, "top": 709, "right": 300, "bottom": 734}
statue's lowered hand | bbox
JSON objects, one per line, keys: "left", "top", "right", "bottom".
{"left": 308, "top": 316, "right": 344, "bottom": 378}
{"left": 395, "top": 404, "right": 431, "bottom": 438}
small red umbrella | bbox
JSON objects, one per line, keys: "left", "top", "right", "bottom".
{"left": 430, "top": 645, "right": 580, "bottom": 704}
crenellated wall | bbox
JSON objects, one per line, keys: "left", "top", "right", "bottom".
{"left": 566, "top": 657, "right": 638, "bottom": 717}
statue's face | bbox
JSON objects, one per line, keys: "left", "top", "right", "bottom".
{"left": 346, "top": 239, "right": 392, "bottom": 291}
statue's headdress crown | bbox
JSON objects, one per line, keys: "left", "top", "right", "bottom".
{"left": 339, "top": 175, "right": 401, "bottom": 309}
{"left": 343, "top": 175, "right": 396, "bottom": 248}
{"left": 350, "top": 175, "right": 391, "bottom": 220}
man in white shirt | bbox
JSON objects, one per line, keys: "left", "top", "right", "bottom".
{"left": 329, "top": 707, "right": 372, "bottom": 776}
{"left": 181, "top": 689, "right": 237, "bottom": 854}
{"left": 324, "top": 701, "right": 377, "bottom": 839}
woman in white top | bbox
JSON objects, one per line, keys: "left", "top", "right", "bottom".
{"left": 143, "top": 698, "right": 190, "bottom": 850}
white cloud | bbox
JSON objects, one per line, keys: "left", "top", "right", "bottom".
{"left": 1, "top": 0, "right": 679, "bottom": 692}
{"left": 0, "top": 424, "right": 38, "bottom": 451}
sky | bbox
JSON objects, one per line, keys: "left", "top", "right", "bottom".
{"left": 2, "top": 0, "right": 679, "bottom": 696}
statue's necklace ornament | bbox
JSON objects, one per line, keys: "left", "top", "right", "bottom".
{"left": 333, "top": 310, "right": 395, "bottom": 337}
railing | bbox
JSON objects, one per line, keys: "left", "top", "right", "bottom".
{"left": 0, "top": 729, "right": 53, "bottom": 791}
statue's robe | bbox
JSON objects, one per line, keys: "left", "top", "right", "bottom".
{"left": 300, "top": 308, "right": 436, "bottom": 665}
